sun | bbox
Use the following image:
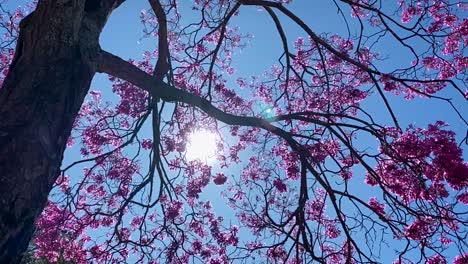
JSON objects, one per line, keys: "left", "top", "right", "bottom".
{"left": 186, "top": 130, "right": 219, "bottom": 162}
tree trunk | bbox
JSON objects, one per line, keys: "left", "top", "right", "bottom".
{"left": 0, "top": 0, "right": 116, "bottom": 262}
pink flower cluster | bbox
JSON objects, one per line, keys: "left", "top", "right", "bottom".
{"left": 372, "top": 122, "right": 468, "bottom": 202}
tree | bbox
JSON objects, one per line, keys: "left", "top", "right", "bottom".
{"left": 0, "top": 0, "right": 466, "bottom": 263}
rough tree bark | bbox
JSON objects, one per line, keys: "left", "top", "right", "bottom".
{"left": 0, "top": 0, "right": 124, "bottom": 262}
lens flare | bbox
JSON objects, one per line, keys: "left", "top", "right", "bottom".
{"left": 186, "top": 130, "right": 218, "bottom": 162}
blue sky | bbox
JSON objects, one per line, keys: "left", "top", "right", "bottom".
{"left": 84, "top": 0, "right": 466, "bottom": 137}
{"left": 89, "top": 1, "right": 466, "bottom": 262}
{"left": 4, "top": 0, "right": 467, "bottom": 262}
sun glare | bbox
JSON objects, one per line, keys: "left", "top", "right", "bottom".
{"left": 186, "top": 130, "right": 218, "bottom": 162}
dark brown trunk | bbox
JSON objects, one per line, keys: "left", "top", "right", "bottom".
{"left": 0, "top": 0, "right": 116, "bottom": 262}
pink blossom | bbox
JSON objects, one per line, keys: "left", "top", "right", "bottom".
{"left": 404, "top": 218, "right": 434, "bottom": 240}
{"left": 368, "top": 197, "right": 385, "bottom": 215}
{"left": 213, "top": 173, "right": 227, "bottom": 185}
{"left": 166, "top": 200, "right": 183, "bottom": 220}
{"left": 273, "top": 178, "right": 287, "bottom": 193}
{"left": 453, "top": 254, "right": 468, "bottom": 264}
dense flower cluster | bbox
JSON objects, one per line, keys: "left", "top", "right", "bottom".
{"left": 371, "top": 122, "right": 468, "bottom": 202}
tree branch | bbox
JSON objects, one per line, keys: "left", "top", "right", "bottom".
{"left": 97, "top": 50, "right": 281, "bottom": 130}
{"left": 148, "top": 0, "right": 169, "bottom": 79}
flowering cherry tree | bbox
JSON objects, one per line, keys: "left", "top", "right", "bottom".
{"left": 0, "top": 0, "right": 467, "bottom": 263}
